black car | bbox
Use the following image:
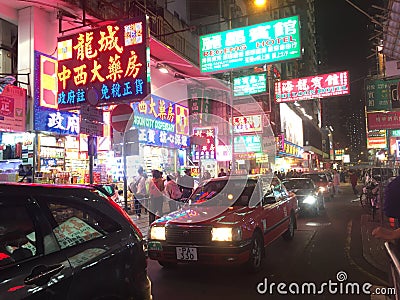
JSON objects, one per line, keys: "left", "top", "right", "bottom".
{"left": 0, "top": 183, "right": 151, "bottom": 300}
{"left": 282, "top": 178, "right": 324, "bottom": 216}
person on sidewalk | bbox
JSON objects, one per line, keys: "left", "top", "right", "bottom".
{"left": 218, "top": 168, "right": 227, "bottom": 177}
{"left": 148, "top": 169, "right": 165, "bottom": 224}
{"left": 177, "top": 168, "right": 194, "bottom": 199}
{"left": 332, "top": 169, "right": 341, "bottom": 195}
{"left": 350, "top": 171, "right": 358, "bottom": 195}
{"left": 129, "top": 166, "right": 146, "bottom": 219}
{"left": 164, "top": 175, "right": 183, "bottom": 212}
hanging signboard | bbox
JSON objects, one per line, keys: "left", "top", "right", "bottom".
{"left": 367, "top": 111, "right": 400, "bottom": 130}
{"left": 234, "top": 135, "right": 262, "bottom": 153}
{"left": 365, "top": 79, "right": 392, "bottom": 111}
{"left": 0, "top": 85, "right": 26, "bottom": 132}
{"left": 199, "top": 15, "right": 301, "bottom": 73}
{"left": 232, "top": 114, "right": 263, "bottom": 134}
{"left": 367, "top": 130, "right": 387, "bottom": 149}
{"left": 275, "top": 71, "right": 350, "bottom": 102}
{"left": 57, "top": 16, "right": 148, "bottom": 109}
{"left": 233, "top": 74, "right": 267, "bottom": 96}
{"left": 192, "top": 128, "right": 216, "bottom": 161}
{"left": 131, "top": 95, "right": 190, "bottom": 149}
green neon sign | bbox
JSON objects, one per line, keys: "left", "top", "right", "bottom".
{"left": 199, "top": 15, "right": 301, "bottom": 73}
{"left": 234, "top": 74, "right": 266, "bottom": 96}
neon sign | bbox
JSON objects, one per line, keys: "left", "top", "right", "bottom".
{"left": 131, "top": 95, "right": 190, "bottom": 149}
{"left": 232, "top": 115, "right": 263, "bottom": 134}
{"left": 233, "top": 74, "right": 266, "bottom": 96}
{"left": 275, "top": 71, "right": 350, "bottom": 102}
{"left": 192, "top": 128, "right": 216, "bottom": 161}
{"left": 199, "top": 16, "right": 301, "bottom": 73}
{"left": 57, "top": 17, "right": 148, "bottom": 109}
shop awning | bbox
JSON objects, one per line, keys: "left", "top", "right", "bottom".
{"left": 149, "top": 37, "right": 230, "bottom": 92}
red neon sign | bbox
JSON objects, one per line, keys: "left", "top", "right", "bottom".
{"left": 275, "top": 71, "right": 350, "bottom": 102}
{"left": 57, "top": 17, "right": 148, "bottom": 109}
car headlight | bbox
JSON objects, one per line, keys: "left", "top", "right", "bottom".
{"left": 149, "top": 226, "right": 166, "bottom": 240}
{"left": 303, "top": 195, "right": 317, "bottom": 204}
{"left": 211, "top": 227, "right": 242, "bottom": 242}
{"left": 319, "top": 186, "right": 326, "bottom": 192}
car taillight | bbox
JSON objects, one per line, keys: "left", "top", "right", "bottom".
{"left": 107, "top": 197, "right": 143, "bottom": 239}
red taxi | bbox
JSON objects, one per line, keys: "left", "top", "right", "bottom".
{"left": 147, "top": 175, "right": 298, "bottom": 272}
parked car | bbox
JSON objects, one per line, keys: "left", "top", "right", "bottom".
{"left": 0, "top": 183, "right": 151, "bottom": 300}
{"left": 282, "top": 178, "right": 324, "bottom": 216}
{"left": 147, "top": 175, "right": 298, "bottom": 272}
{"left": 301, "top": 172, "right": 334, "bottom": 201}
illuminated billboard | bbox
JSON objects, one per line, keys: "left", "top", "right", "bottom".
{"left": 131, "top": 95, "right": 190, "bottom": 149}
{"left": 57, "top": 17, "right": 148, "bottom": 109}
{"left": 275, "top": 71, "right": 350, "bottom": 102}
{"left": 367, "top": 130, "right": 387, "bottom": 149}
{"left": 199, "top": 16, "right": 301, "bottom": 73}
{"left": 280, "top": 103, "right": 303, "bottom": 147}
{"left": 233, "top": 74, "right": 266, "bottom": 96}
{"left": 232, "top": 114, "right": 263, "bottom": 133}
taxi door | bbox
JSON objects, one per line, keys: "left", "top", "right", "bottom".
{"left": 257, "top": 178, "right": 285, "bottom": 243}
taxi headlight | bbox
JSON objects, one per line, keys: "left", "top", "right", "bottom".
{"left": 211, "top": 227, "right": 242, "bottom": 242}
{"left": 319, "top": 186, "right": 326, "bottom": 192}
{"left": 303, "top": 195, "right": 317, "bottom": 204}
{"left": 149, "top": 226, "right": 166, "bottom": 240}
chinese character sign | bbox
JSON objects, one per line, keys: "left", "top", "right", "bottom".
{"left": 200, "top": 15, "right": 301, "bottom": 73}
{"left": 275, "top": 71, "right": 350, "bottom": 102}
{"left": 192, "top": 128, "right": 216, "bottom": 161}
{"left": 367, "top": 111, "right": 400, "bottom": 130}
{"left": 232, "top": 115, "right": 263, "bottom": 134}
{"left": 234, "top": 135, "right": 262, "bottom": 153}
{"left": 233, "top": 74, "right": 266, "bottom": 96}
{"left": 365, "top": 79, "right": 393, "bottom": 111}
{"left": 57, "top": 17, "right": 148, "bottom": 109}
{"left": 131, "top": 95, "right": 189, "bottom": 149}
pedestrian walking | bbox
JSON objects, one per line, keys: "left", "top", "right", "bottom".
{"left": 177, "top": 168, "right": 194, "bottom": 198}
{"left": 148, "top": 169, "right": 165, "bottom": 224}
{"left": 128, "top": 166, "right": 147, "bottom": 219}
{"left": 333, "top": 169, "right": 341, "bottom": 194}
{"left": 164, "top": 175, "right": 183, "bottom": 212}
{"left": 350, "top": 171, "right": 358, "bottom": 195}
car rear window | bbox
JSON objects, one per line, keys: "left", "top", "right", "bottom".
{"left": 303, "top": 174, "right": 327, "bottom": 183}
{"left": 283, "top": 179, "right": 314, "bottom": 190}
{"left": 37, "top": 194, "right": 122, "bottom": 250}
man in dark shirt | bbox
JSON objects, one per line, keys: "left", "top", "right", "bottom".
{"left": 177, "top": 169, "right": 194, "bottom": 198}
{"left": 218, "top": 168, "right": 227, "bottom": 177}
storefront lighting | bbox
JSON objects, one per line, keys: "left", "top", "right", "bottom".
{"left": 156, "top": 63, "right": 169, "bottom": 74}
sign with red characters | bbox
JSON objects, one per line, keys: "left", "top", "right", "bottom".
{"left": 192, "top": 128, "right": 216, "bottom": 161}
{"left": 57, "top": 16, "right": 148, "bottom": 109}
{"left": 367, "top": 111, "right": 400, "bottom": 130}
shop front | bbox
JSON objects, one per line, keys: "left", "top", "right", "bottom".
{"left": 0, "top": 84, "right": 29, "bottom": 182}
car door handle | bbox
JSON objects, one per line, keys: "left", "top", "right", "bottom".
{"left": 25, "top": 264, "right": 65, "bottom": 286}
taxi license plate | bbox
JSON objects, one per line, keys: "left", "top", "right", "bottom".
{"left": 176, "top": 247, "right": 197, "bottom": 261}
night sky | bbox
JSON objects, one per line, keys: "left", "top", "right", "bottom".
{"left": 315, "top": 0, "right": 378, "bottom": 147}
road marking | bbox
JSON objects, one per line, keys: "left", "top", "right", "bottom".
{"left": 345, "top": 220, "right": 389, "bottom": 286}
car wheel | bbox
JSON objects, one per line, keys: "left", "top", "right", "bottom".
{"left": 247, "top": 233, "right": 264, "bottom": 273}
{"left": 158, "top": 260, "right": 177, "bottom": 268}
{"left": 283, "top": 213, "right": 295, "bottom": 240}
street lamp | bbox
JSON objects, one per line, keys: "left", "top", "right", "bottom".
{"left": 254, "top": 0, "right": 267, "bottom": 6}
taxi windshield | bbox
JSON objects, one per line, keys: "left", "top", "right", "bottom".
{"left": 189, "top": 179, "right": 256, "bottom": 207}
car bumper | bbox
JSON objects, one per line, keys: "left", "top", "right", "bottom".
{"left": 147, "top": 240, "right": 252, "bottom": 265}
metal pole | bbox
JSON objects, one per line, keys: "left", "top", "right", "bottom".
{"left": 122, "top": 132, "right": 128, "bottom": 211}
{"left": 88, "top": 135, "right": 94, "bottom": 184}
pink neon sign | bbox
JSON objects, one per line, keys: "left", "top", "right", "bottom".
{"left": 274, "top": 71, "right": 350, "bottom": 102}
